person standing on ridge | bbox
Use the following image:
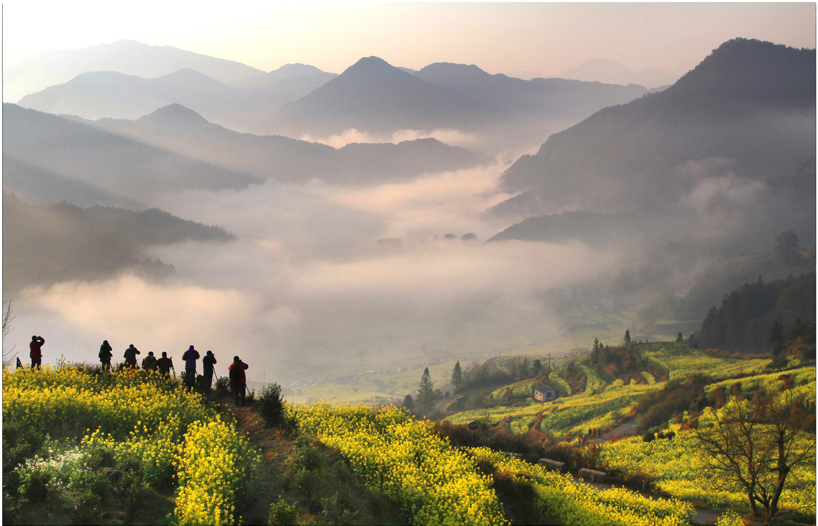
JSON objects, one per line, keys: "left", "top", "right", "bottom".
{"left": 182, "top": 345, "right": 200, "bottom": 387}
{"left": 142, "top": 351, "right": 157, "bottom": 372}
{"left": 124, "top": 344, "right": 140, "bottom": 368}
{"left": 99, "top": 340, "right": 113, "bottom": 372}
{"left": 156, "top": 352, "right": 175, "bottom": 377}
{"left": 228, "top": 356, "right": 249, "bottom": 406}
{"left": 29, "top": 335, "right": 45, "bottom": 369}
{"left": 202, "top": 350, "right": 217, "bottom": 391}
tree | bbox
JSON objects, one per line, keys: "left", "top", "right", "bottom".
{"left": 768, "top": 320, "right": 785, "bottom": 357}
{"left": 624, "top": 329, "right": 632, "bottom": 346}
{"left": 695, "top": 392, "right": 816, "bottom": 524}
{"left": 532, "top": 359, "right": 543, "bottom": 376}
{"left": 593, "top": 338, "right": 600, "bottom": 352}
{"left": 676, "top": 332, "right": 684, "bottom": 344}
{"left": 451, "top": 361, "right": 463, "bottom": 390}
{"left": 402, "top": 394, "right": 414, "bottom": 412}
{"left": 416, "top": 367, "right": 435, "bottom": 414}
{"left": 2, "top": 299, "right": 17, "bottom": 368}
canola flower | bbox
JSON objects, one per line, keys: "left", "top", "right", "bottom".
{"left": 294, "top": 402, "right": 508, "bottom": 526}
{"left": 470, "top": 447, "right": 694, "bottom": 526}
{"left": 601, "top": 413, "right": 816, "bottom": 516}
{"left": 4, "top": 365, "right": 256, "bottom": 526}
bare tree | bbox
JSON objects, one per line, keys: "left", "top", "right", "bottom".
{"left": 2, "top": 299, "right": 17, "bottom": 367}
{"left": 694, "top": 391, "right": 816, "bottom": 524}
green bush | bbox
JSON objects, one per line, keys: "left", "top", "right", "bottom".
{"left": 269, "top": 499, "right": 299, "bottom": 526}
{"left": 256, "top": 383, "right": 286, "bottom": 427}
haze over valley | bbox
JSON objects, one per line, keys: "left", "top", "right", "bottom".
{"left": 3, "top": 5, "right": 815, "bottom": 399}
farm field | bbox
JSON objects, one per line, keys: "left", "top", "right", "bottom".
{"left": 599, "top": 367, "right": 816, "bottom": 521}
{"left": 445, "top": 343, "right": 770, "bottom": 438}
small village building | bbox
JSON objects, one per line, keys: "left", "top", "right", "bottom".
{"left": 534, "top": 384, "right": 558, "bottom": 402}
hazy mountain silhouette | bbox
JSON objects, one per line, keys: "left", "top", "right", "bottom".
{"left": 2, "top": 157, "right": 145, "bottom": 209}
{"left": 414, "top": 62, "right": 649, "bottom": 121}
{"left": 3, "top": 192, "right": 234, "bottom": 293}
{"left": 496, "top": 39, "right": 815, "bottom": 216}
{"left": 251, "top": 56, "right": 513, "bottom": 137}
{"left": 18, "top": 69, "right": 232, "bottom": 121}
{"left": 92, "top": 104, "right": 492, "bottom": 185}
{"left": 3, "top": 104, "right": 262, "bottom": 205}
{"left": 17, "top": 66, "right": 336, "bottom": 132}
{"left": 559, "top": 58, "right": 678, "bottom": 89}
{"left": 4, "top": 39, "right": 264, "bottom": 103}
{"left": 229, "top": 63, "right": 336, "bottom": 89}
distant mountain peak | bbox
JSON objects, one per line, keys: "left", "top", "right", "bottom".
{"left": 273, "top": 63, "right": 324, "bottom": 75}
{"left": 345, "top": 56, "right": 393, "bottom": 74}
{"left": 137, "top": 104, "right": 209, "bottom": 126}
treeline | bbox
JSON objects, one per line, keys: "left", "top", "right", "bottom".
{"left": 689, "top": 272, "right": 815, "bottom": 355}
{"left": 453, "top": 356, "right": 546, "bottom": 393}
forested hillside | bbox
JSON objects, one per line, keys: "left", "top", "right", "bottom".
{"left": 2, "top": 193, "right": 233, "bottom": 292}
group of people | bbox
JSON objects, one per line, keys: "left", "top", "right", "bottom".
{"left": 20, "top": 334, "right": 250, "bottom": 406}
{"left": 98, "top": 341, "right": 248, "bottom": 403}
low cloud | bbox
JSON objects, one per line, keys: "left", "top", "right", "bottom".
{"left": 679, "top": 173, "right": 766, "bottom": 214}
{"left": 299, "top": 128, "right": 484, "bottom": 150}
{"left": 8, "top": 152, "right": 634, "bottom": 383}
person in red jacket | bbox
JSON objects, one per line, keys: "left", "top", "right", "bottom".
{"left": 29, "top": 335, "right": 45, "bottom": 369}
{"left": 228, "top": 356, "right": 249, "bottom": 406}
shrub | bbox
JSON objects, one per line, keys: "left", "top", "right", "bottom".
{"left": 269, "top": 499, "right": 299, "bottom": 526}
{"left": 256, "top": 383, "right": 286, "bottom": 427}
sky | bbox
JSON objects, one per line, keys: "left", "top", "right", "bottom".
{"left": 3, "top": 2, "right": 815, "bottom": 78}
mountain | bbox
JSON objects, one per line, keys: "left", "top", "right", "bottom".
{"left": 4, "top": 39, "right": 264, "bottom": 103}
{"left": 2, "top": 192, "right": 234, "bottom": 293}
{"left": 413, "top": 62, "right": 649, "bottom": 121}
{"left": 251, "top": 56, "right": 513, "bottom": 137}
{"left": 3, "top": 103, "right": 262, "bottom": 205}
{"left": 495, "top": 39, "right": 815, "bottom": 217}
{"left": 17, "top": 67, "right": 336, "bottom": 132}
{"left": 18, "top": 69, "right": 232, "bottom": 121}
{"left": 91, "top": 104, "right": 492, "bottom": 185}
{"left": 229, "top": 63, "right": 337, "bottom": 89}
{"left": 559, "top": 58, "right": 679, "bottom": 89}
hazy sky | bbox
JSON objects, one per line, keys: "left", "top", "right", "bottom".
{"left": 3, "top": 2, "right": 815, "bottom": 77}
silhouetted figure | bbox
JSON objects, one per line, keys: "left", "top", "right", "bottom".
{"left": 99, "top": 340, "right": 113, "bottom": 372}
{"left": 182, "top": 345, "right": 200, "bottom": 387}
{"left": 16, "top": 357, "right": 23, "bottom": 369}
{"left": 202, "top": 350, "right": 217, "bottom": 391}
{"left": 29, "top": 335, "right": 45, "bottom": 369}
{"left": 142, "top": 351, "right": 157, "bottom": 372}
{"left": 156, "top": 352, "right": 174, "bottom": 376}
{"left": 229, "top": 356, "right": 249, "bottom": 406}
{"left": 123, "top": 344, "right": 140, "bottom": 368}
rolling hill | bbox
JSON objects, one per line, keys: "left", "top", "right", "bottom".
{"left": 92, "top": 104, "right": 492, "bottom": 185}
{"left": 3, "top": 103, "right": 262, "bottom": 205}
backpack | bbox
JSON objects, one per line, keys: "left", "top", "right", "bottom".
{"left": 230, "top": 364, "right": 243, "bottom": 383}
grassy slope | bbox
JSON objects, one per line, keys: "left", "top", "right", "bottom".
{"left": 445, "top": 343, "right": 775, "bottom": 438}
